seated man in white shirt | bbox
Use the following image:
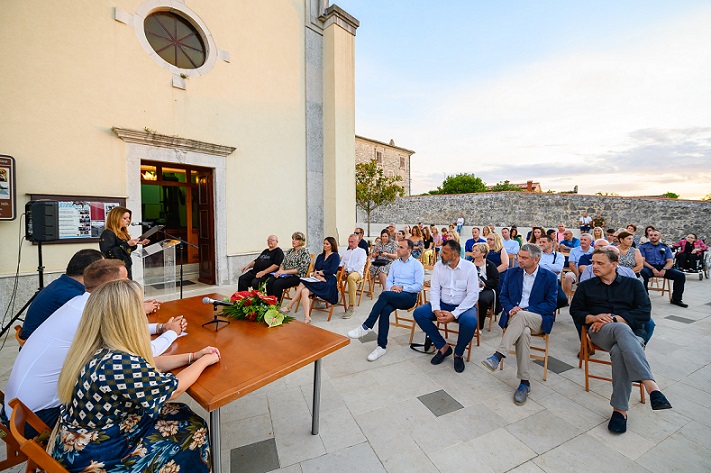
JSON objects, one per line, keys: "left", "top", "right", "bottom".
{"left": 3, "top": 259, "right": 186, "bottom": 434}
{"left": 413, "top": 240, "right": 479, "bottom": 373}
{"left": 562, "top": 233, "right": 593, "bottom": 300}
{"left": 340, "top": 234, "right": 367, "bottom": 318}
{"left": 538, "top": 235, "right": 569, "bottom": 309}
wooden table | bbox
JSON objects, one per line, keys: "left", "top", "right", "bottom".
{"left": 150, "top": 294, "right": 350, "bottom": 473}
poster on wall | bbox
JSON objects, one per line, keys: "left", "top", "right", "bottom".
{"left": 30, "top": 194, "right": 124, "bottom": 243}
{"left": 0, "top": 155, "right": 16, "bottom": 220}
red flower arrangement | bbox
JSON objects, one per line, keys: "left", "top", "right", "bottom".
{"left": 220, "top": 284, "right": 294, "bottom": 326}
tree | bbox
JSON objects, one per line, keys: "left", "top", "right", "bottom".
{"left": 356, "top": 159, "right": 404, "bottom": 236}
{"left": 662, "top": 192, "right": 679, "bottom": 199}
{"left": 430, "top": 173, "right": 487, "bottom": 195}
{"left": 702, "top": 193, "right": 711, "bottom": 201}
{"left": 489, "top": 181, "right": 523, "bottom": 192}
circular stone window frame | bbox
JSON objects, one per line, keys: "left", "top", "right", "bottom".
{"left": 132, "top": 0, "right": 217, "bottom": 77}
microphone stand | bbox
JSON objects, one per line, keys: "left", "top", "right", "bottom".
{"left": 0, "top": 241, "right": 45, "bottom": 338}
{"left": 160, "top": 229, "right": 198, "bottom": 300}
{"left": 202, "top": 302, "right": 231, "bottom": 331}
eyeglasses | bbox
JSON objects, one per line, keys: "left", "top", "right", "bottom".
{"left": 354, "top": 231, "right": 361, "bottom": 234}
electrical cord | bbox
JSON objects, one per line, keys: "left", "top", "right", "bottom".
{"left": 0, "top": 213, "right": 26, "bottom": 349}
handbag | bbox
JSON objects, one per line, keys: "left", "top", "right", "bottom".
{"left": 410, "top": 334, "right": 435, "bottom": 354}
{"left": 371, "top": 258, "right": 388, "bottom": 267}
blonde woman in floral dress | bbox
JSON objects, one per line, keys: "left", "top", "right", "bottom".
{"left": 51, "top": 279, "right": 220, "bottom": 472}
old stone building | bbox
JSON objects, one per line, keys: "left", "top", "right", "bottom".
{"left": 355, "top": 135, "right": 415, "bottom": 196}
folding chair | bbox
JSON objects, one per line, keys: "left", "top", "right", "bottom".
{"left": 8, "top": 398, "right": 68, "bottom": 473}
{"left": 436, "top": 304, "right": 480, "bottom": 362}
{"left": 499, "top": 330, "right": 550, "bottom": 381}
{"left": 14, "top": 325, "right": 25, "bottom": 347}
{"left": 579, "top": 326, "right": 645, "bottom": 403}
{"left": 310, "top": 266, "right": 346, "bottom": 321}
{"left": 0, "top": 390, "right": 27, "bottom": 470}
{"left": 648, "top": 276, "right": 672, "bottom": 301}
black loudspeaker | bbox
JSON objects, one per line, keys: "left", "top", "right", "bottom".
{"left": 25, "top": 200, "right": 59, "bottom": 242}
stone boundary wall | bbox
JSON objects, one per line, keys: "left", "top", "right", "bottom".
{"left": 357, "top": 193, "right": 711, "bottom": 241}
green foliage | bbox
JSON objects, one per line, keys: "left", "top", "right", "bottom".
{"left": 662, "top": 192, "right": 679, "bottom": 199}
{"left": 489, "top": 181, "right": 523, "bottom": 192}
{"left": 356, "top": 160, "right": 404, "bottom": 235}
{"left": 430, "top": 173, "right": 487, "bottom": 195}
{"left": 702, "top": 193, "right": 711, "bottom": 201}
{"left": 596, "top": 191, "right": 620, "bottom": 196}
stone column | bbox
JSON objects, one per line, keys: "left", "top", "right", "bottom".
{"left": 320, "top": 5, "right": 359, "bottom": 247}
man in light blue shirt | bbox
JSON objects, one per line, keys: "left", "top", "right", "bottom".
{"left": 563, "top": 233, "right": 593, "bottom": 299}
{"left": 502, "top": 228, "right": 520, "bottom": 256}
{"left": 537, "top": 235, "right": 568, "bottom": 308}
{"left": 348, "top": 239, "right": 424, "bottom": 361}
{"left": 413, "top": 240, "right": 479, "bottom": 373}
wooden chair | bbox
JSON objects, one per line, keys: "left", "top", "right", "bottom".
{"left": 436, "top": 304, "right": 480, "bottom": 362}
{"left": 481, "top": 291, "right": 498, "bottom": 332}
{"left": 648, "top": 276, "right": 671, "bottom": 301}
{"left": 579, "top": 326, "right": 646, "bottom": 403}
{"left": 0, "top": 390, "right": 28, "bottom": 470}
{"left": 391, "top": 289, "right": 426, "bottom": 345}
{"left": 309, "top": 266, "right": 346, "bottom": 321}
{"left": 14, "top": 325, "right": 25, "bottom": 347}
{"left": 354, "top": 259, "right": 372, "bottom": 306}
{"left": 8, "top": 398, "right": 68, "bottom": 473}
{"left": 280, "top": 254, "right": 315, "bottom": 310}
{"left": 499, "top": 330, "right": 550, "bottom": 381}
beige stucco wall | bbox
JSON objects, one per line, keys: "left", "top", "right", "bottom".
{"left": 0, "top": 0, "right": 321, "bottom": 276}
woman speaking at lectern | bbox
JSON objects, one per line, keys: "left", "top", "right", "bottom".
{"left": 99, "top": 206, "right": 148, "bottom": 279}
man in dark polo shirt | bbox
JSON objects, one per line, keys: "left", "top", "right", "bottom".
{"left": 571, "top": 247, "right": 671, "bottom": 434}
{"left": 354, "top": 227, "right": 369, "bottom": 253}
{"left": 20, "top": 249, "right": 104, "bottom": 340}
{"left": 238, "top": 235, "right": 285, "bottom": 291}
{"left": 638, "top": 230, "right": 687, "bottom": 307}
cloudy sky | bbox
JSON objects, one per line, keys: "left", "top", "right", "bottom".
{"left": 341, "top": 1, "right": 711, "bottom": 199}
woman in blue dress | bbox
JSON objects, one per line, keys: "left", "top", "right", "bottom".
{"left": 281, "top": 237, "right": 341, "bottom": 323}
{"left": 51, "top": 279, "right": 220, "bottom": 473}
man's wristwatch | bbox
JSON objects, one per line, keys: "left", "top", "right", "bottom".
{"left": 612, "top": 316, "right": 618, "bottom": 323}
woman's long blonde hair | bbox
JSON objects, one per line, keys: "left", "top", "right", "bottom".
{"left": 57, "top": 279, "right": 154, "bottom": 404}
{"left": 105, "top": 206, "right": 131, "bottom": 241}
{"left": 488, "top": 233, "right": 504, "bottom": 252}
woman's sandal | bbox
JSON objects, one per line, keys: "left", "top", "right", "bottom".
{"left": 280, "top": 306, "right": 292, "bottom": 315}
{"left": 304, "top": 316, "right": 312, "bottom": 324}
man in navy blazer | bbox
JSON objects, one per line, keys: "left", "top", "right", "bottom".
{"left": 482, "top": 243, "right": 558, "bottom": 406}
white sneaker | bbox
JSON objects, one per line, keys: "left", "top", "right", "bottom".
{"left": 347, "top": 325, "right": 372, "bottom": 339}
{"left": 367, "top": 346, "right": 387, "bottom": 361}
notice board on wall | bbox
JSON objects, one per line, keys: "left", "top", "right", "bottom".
{"left": 29, "top": 194, "right": 126, "bottom": 243}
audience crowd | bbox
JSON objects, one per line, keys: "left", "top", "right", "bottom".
{"left": 2, "top": 210, "right": 705, "bottom": 472}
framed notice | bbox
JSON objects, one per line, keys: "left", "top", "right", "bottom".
{"left": 30, "top": 194, "right": 126, "bottom": 243}
{"left": 0, "top": 155, "right": 16, "bottom": 220}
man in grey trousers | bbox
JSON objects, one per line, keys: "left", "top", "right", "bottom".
{"left": 570, "top": 247, "right": 672, "bottom": 434}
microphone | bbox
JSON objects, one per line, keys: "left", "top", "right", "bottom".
{"left": 202, "top": 297, "right": 233, "bottom": 307}
{"left": 131, "top": 221, "right": 155, "bottom": 226}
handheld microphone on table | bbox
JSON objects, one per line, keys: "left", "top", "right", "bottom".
{"left": 130, "top": 221, "right": 155, "bottom": 226}
{"left": 201, "top": 297, "right": 232, "bottom": 331}
{"left": 202, "top": 297, "right": 233, "bottom": 307}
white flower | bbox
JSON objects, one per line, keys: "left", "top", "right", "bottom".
{"left": 158, "top": 460, "right": 181, "bottom": 473}
{"left": 189, "top": 427, "right": 207, "bottom": 450}
{"left": 155, "top": 420, "right": 179, "bottom": 437}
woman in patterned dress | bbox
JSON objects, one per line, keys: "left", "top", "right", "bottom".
{"left": 265, "top": 231, "right": 312, "bottom": 299}
{"left": 368, "top": 229, "right": 398, "bottom": 289}
{"left": 51, "top": 279, "right": 220, "bottom": 473}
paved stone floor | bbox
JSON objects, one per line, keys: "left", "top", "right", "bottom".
{"left": 1, "top": 273, "right": 710, "bottom": 472}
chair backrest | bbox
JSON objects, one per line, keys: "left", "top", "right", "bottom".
{"left": 14, "top": 325, "right": 25, "bottom": 347}
{"left": 0, "top": 390, "right": 28, "bottom": 470}
{"left": 8, "top": 398, "right": 69, "bottom": 473}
